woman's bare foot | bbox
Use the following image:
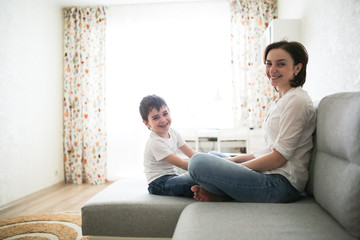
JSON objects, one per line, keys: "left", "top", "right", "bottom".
{"left": 191, "top": 185, "right": 231, "bottom": 202}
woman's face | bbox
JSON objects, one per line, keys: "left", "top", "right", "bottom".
{"left": 265, "top": 48, "right": 302, "bottom": 93}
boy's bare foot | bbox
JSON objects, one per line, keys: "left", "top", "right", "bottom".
{"left": 191, "top": 185, "right": 231, "bottom": 202}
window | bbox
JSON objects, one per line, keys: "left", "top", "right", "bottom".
{"left": 106, "top": 1, "right": 232, "bottom": 179}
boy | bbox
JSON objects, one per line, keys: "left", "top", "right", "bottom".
{"left": 139, "top": 94, "right": 197, "bottom": 197}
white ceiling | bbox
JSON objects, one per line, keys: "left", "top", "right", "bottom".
{"left": 53, "top": 0, "right": 226, "bottom": 7}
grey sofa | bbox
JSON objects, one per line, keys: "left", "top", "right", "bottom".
{"left": 82, "top": 91, "right": 360, "bottom": 240}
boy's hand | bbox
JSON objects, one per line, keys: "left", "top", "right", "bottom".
{"left": 179, "top": 144, "right": 196, "bottom": 158}
{"left": 163, "top": 154, "right": 189, "bottom": 170}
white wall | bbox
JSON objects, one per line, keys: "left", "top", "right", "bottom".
{"left": 0, "top": 0, "right": 64, "bottom": 208}
{"left": 278, "top": 0, "right": 360, "bottom": 101}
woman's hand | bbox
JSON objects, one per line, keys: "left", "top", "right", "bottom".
{"left": 227, "top": 157, "right": 238, "bottom": 162}
{"left": 241, "top": 149, "right": 287, "bottom": 172}
{"left": 227, "top": 153, "right": 255, "bottom": 163}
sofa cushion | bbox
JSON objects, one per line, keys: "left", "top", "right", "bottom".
{"left": 313, "top": 92, "right": 360, "bottom": 238}
{"left": 81, "top": 178, "right": 195, "bottom": 238}
{"left": 172, "top": 200, "right": 357, "bottom": 240}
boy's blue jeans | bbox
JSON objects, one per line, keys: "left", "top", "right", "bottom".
{"left": 188, "top": 152, "right": 300, "bottom": 203}
{"left": 148, "top": 173, "right": 196, "bottom": 198}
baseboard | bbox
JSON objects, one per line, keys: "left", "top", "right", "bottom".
{"left": 89, "top": 237, "right": 171, "bottom": 240}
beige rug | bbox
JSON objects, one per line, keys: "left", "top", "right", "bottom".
{"left": 0, "top": 213, "right": 88, "bottom": 240}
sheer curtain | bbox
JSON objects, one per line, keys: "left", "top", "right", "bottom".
{"left": 63, "top": 7, "right": 107, "bottom": 184}
{"left": 231, "top": 0, "right": 278, "bottom": 129}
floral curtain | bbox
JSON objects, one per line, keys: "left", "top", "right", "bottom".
{"left": 231, "top": 0, "right": 278, "bottom": 129}
{"left": 63, "top": 7, "right": 107, "bottom": 184}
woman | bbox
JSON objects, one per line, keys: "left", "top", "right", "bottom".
{"left": 189, "top": 41, "right": 316, "bottom": 203}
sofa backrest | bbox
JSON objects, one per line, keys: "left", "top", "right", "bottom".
{"left": 305, "top": 100, "right": 319, "bottom": 196}
{"left": 308, "top": 92, "right": 360, "bottom": 238}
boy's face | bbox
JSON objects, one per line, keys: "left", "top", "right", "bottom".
{"left": 143, "top": 105, "right": 172, "bottom": 138}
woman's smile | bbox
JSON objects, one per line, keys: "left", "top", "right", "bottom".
{"left": 270, "top": 75, "right": 282, "bottom": 81}
{"left": 265, "top": 48, "right": 302, "bottom": 97}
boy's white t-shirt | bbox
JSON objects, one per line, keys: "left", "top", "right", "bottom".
{"left": 143, "top": 128, "right": 186, "bottom": 184}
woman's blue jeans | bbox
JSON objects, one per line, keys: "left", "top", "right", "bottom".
{"left": 188, "top": 152, "right": 300, "bottom": 203}
{"left": 148, "top": 173, "right": 196, "bottom": 198}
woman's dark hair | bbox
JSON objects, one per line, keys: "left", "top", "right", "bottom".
{"left": 263, "top": 41, "right": 308, "bottom": 87}
{"left": 139, "top": 94, "right": 168, "bottom": 121}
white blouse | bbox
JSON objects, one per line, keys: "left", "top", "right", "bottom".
{"left": 253, "top": 87, "right": 316, "bottom": 192}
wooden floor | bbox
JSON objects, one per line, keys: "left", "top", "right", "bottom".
{"left": 0, "top": 181, "right": 113, "bottom": 220}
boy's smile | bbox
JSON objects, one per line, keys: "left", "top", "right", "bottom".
{"left": 144, "top": 105, "right": 172, "bottom": 138}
